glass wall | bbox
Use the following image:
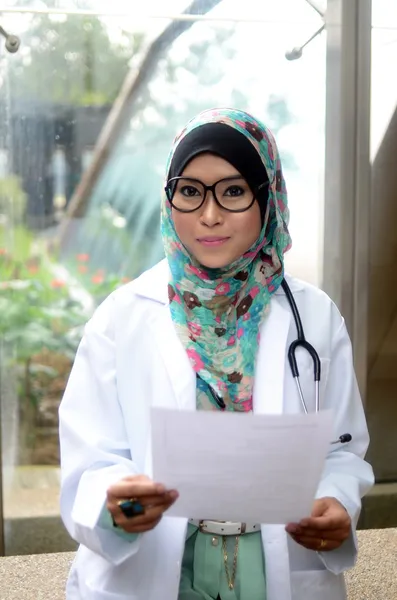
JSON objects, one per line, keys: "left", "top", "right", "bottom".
{"left": 0, "top": 0, "right": 326, "bottom": 554}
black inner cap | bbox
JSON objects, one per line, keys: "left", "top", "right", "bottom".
{"left": 167, "top": 122, "right": 269, "bottom": 224}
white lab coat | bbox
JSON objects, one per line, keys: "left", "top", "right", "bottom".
{"left": 59, "top": 259, "right": 374, "bottom": 600}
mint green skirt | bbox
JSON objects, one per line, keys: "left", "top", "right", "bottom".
{"left": 178, "top": 524, "right": 266, "bottom": 600}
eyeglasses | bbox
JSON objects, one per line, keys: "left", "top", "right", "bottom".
{"left": 165, "top": 176, "right": 268, "bottom": 213}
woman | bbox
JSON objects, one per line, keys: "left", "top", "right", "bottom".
{"left": 59, "top": 108, "right": 374, "bottom": 600}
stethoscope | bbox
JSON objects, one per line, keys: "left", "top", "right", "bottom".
{"left": 198, "top": 279, "right": 352, "bottom": 446}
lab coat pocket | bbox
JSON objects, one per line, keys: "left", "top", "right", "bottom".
{"left": 290, "top": 569, "right": 347, "bottom": 600}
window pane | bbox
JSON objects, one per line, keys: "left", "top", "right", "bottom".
{"left": 0, "top": 0, "right": 325, "bottom": 554}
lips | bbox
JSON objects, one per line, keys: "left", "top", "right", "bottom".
{"left": 197, "top": 237, "right": 230, "bottom": 247}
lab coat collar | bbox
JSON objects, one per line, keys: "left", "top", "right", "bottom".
{"left": 133, "top": 258, "right": 304, "bottom": 305}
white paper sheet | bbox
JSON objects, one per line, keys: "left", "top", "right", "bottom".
{"left": 151, "top": 407, "right": 334, "bottom": 524}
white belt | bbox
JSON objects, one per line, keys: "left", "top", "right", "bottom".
{"left": 189, "top": 519, "right": 260, "bottom": 536}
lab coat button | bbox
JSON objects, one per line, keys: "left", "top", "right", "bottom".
{"left": 212, "top": 536, "right": 219, "bottom": 546}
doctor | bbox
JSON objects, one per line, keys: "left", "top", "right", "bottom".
{"left": 59, "top": 108, "right": 374, "bottom": 600}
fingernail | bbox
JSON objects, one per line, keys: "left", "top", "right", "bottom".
{"left": 300, "top": 519, "right": 309, "bottom": 527}
{"left": 156, "top": 484, "right": 166, "bottom": 494}
{"left": 169, "top": 490, "right": 179, "bottom": 500}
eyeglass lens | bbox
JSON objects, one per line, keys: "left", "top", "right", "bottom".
{"left": 168, "top": 178, "right": 255, "bottom": 212}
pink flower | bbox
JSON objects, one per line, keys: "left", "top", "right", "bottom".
{"left": 250, "top": 286, "right": 260, "bottom": 298}
{"left": 237, "top": 328, "right": 244, "bottom": 339}
{"left": 76, "top": 253, "right": 89, "bottom": 262}
{"left": 227, "top": 336, "right": 236, "bottom": 347}
{"left": 186, "top": 348, "right": 205, "bottom": 371}
{"left": 51, "top": 279, "right": 65, "bottom": 289}
{"left": 239, "top": 398, "right": 253, "bottom": 412}
{"left": 78, "top": 265, "right": 88, "bottom": 274}
{"left": 188, "top": 322, "right": 202, "bottom": 337}
{"left": 215, "top": 316, "right": 221, "bottom": 323}
{"left": 268, "top": 285, "right": 275, "bottom": 293}
{"left": 0, "top": 248, "right": 7, "bottom": 256}
{"left": 215, "top": 282, "right": 230, "bottom": 295}
{"left": 217, "top": 381, "right": 227, "bottom": 393}
{"left": 92, "top": 274, "right": 104, "bottom": 284}
{"left": 188, "top": 265, "right": 209, "bottom": 280}
{"left": 170, "top": 241, "right": 183, "bottom": 252}
{"left": 243, "top": 313, "right": 250, "bottom": 322}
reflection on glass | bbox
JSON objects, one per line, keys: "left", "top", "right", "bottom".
{"left": 0, "top": 0, "right": 325, "bottom": 555}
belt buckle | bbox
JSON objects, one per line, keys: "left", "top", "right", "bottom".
{"left": 198, "top": 520, "right": 248, "bottom": 535}
{"left": 198, "top": 520, "right": 207, "bottom": 533}
{"left": 198, "top": 520, "right": 224, "bottom": 533}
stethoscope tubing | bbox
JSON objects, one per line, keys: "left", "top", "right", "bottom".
{"left": 281, "top": 279, "right": 352, "bottom": 446}
{"left": 196, "top": 278, "right": 352, "bottom": 446}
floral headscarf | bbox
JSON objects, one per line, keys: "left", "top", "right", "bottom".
{"left": 161, "top": 108, "right": 292, "bottom": 412}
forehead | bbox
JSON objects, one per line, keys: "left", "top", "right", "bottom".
{"left": 181, "top": 153, "right": 243, "bottom": 182}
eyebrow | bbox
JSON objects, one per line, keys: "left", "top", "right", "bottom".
{"left": 181, "top": 174, "right": 245, "bottom": 181}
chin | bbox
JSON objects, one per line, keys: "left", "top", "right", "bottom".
{"left": 195, "top": 252, "right": 235, "bottom": 270}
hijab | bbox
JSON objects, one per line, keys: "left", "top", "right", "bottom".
{"left": 161, "top": 108, "right": 292, "bottom": 412}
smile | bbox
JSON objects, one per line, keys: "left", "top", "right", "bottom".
{"left": 197, "top": 237, "right": 230, "bottom": 247}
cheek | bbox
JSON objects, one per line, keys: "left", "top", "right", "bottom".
{"left": 172, "top": 211, "right": 194, "bottom": 246}
{"left": 235, "top": 208, "right": 262, "bottom": 247}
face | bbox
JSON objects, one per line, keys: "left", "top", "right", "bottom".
{"left": 171, "top": 154, "right": 262, "bottom": 269}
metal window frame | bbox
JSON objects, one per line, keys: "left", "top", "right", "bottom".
{"left": 322, "top": 0, "right": 372, "bottom": 401}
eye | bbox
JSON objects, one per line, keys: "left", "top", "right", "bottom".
{"left": 224, "top": 185, "right": 245, "bottom": 197}
{"left": 180, "top": 185, "right": 201, "bottom": 197}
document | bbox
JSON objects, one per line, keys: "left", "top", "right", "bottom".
{"left": 151, "top": 407, "right": 334, "bottom": 524}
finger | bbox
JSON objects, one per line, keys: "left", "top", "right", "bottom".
{"left": 110, "top": 493, "right": 178, "bottom": 529}
{"left": 116, "top": 503, "right": 170, "bottom": 528}
{"left": 108, "top": 493, "right": 177, "bottom": 524}
{"left": 107, "top": 478, "right": 166, "bottom": 500}
{"left": 299, "top": 514, "right": 350, "bottom": 531}
{"left": 108, "top": 490, "right": 178, "bottom": 520}
{"left": 290, "top": 535, "right": 342, "bottom": 552}
{"left": 113, "top": 490, "right": 177, "bottom": 510}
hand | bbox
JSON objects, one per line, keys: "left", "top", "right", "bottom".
{"left": 285, "top": 497, "right": 351, "bottom": 552}
{"left": 107, "top": 475, "right": 179, "bottom": 534}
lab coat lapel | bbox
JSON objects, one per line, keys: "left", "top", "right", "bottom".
{"left": 133, "top": 260, "right": 196, "bottom": 413}
{"left": 148, "top": 303, "right": 196, "bottom": 412}
{"left": 253, "top": 296, "right": 293, "bottom": 600}
{"left": 253, "top": 296, "right": 291, "bottom": 415}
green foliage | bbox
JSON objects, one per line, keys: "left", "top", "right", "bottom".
{"left": 9, "top": 15, "right": 144, "bottom": 106}
{"left": 0, "top": 225, "right": 129, "bottom": 408}
{"left": 0, "top": 176, "right": 27, "bottom": 224}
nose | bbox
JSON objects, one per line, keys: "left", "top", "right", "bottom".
{"left": 199, "top": 192, "right": 224, "bottom": 227}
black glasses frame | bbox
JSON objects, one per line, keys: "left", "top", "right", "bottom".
{"left": 165, "top": 176, "right": 268, "bottom": 214}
